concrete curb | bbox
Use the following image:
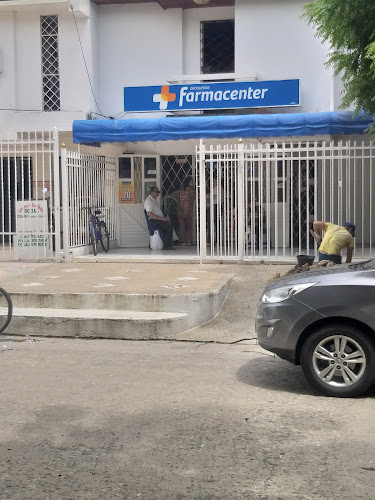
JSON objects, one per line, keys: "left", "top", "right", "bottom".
{"left": 10, "top": 309, "right": 189, "bottom": 340}
{"left": 7, "top": 275, "right": 233, "bottom": 339}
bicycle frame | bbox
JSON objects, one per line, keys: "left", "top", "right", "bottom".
{"left": 88, "top": 211, "right": 101, "bottom": 241}
{"left": 83, "top": 206, "right": 105, "bottom": 242}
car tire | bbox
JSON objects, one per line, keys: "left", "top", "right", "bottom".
{"left": 300, "top": 324, "right": 375, "bottom": 398}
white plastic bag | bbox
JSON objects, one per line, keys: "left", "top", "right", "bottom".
{"left": 150, "top": 230, "right": 164, "bottom": 251}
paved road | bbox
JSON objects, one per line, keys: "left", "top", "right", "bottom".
{"left": 1, "top": 338, "right": 374, "bottom": 500}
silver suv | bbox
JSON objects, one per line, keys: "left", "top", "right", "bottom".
{"left": 256, "top": 261, "right": 375, "bottom": 397}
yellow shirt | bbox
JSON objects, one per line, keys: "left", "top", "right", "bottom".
{"left": 319, "top": 223, "right": 354, "bottom": 256}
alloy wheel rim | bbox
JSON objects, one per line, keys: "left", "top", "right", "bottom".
{"left": 312, "top": 335, "right": 366, "bottom": 387}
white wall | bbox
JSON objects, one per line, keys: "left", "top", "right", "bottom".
{"left": 89, "top": 3, "right": 100, "bottom": 114}
{"left": 182, "top": 6, "right": 235, "bottom": 75}
{"left": 0, "top": 2, "right": 93, "bottom": 135}
{"left": 0, "top": 12, "right": 17, "bottom": 111}
{"left": 332, "top": 73, "right": 345, "bottom": 111}
{"left": 0, "top": 0, "right": 351, "bottom": 137}
{"left": 235, "top": 0, "right": 333, "bottom": 113}
{"left": 97, "top": 0, "right": 340, "bottom": 119}
{"left": 97, "top": 3, "right": 183, "bottom": 119}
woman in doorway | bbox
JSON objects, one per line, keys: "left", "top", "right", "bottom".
{"left": 172, "top": 176, "right": 196, "bottom": 246}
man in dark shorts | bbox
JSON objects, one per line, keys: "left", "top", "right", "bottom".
{"left": 144, "top": 187, "right": 174, "bottom": 250}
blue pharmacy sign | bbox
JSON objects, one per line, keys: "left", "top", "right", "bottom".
{"left": 124, "top": 80, "right": 300, "bottom": 113}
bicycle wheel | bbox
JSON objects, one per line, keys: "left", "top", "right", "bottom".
{"left": 89, "top": 222, "right": 98, "bottom": 256}
{"left": 0, "top": 287, "right": 13, "bottom": 334}
{"left": 99, "top": 222, "right": 110, "bottom": 252}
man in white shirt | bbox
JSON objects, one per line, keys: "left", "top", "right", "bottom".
{"left": 144, "top": 187, "right": 174, "bottom": 250}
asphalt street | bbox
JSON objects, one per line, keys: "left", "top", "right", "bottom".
{"left": 1, "top": 338, "right": 374, "bottom": 500}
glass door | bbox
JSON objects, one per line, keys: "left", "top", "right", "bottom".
{"left": 142, "top": 156, "right": 160, "bottom": 202}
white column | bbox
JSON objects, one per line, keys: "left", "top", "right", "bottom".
{"left": 60, "top": 144, "right": 71, "bottom": 262}
{"left": 53, "top": 130, "right": 62, "bottom": 262}
{"left": 237, "top": 141, "right": 245, "bottom": 260}
{"left": 199, "top": 139, "right": 207, "bottom": 261}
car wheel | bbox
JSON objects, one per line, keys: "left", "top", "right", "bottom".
{"left": 300, "top": 324, "right": 375, "bottom": 398}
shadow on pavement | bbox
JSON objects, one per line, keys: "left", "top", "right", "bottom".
{"left": 237, "top": 355, "right": 375, "bottom": 398}
{"left": 236, "top": 355, "right": 322, "bottom": 397}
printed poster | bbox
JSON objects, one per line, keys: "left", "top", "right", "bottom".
{"left": 14, "top": 200, "right": 51, "bottom": 258}
{"left": 16, "top": 200, "right": 49, "bottom": 233}
{"left": 119, "top": 181, "right": 134, "bottom": 204}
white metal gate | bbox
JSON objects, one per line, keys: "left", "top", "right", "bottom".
{"left": 197, "top": 139, "right": 375, "bottom": 261}
{"left": 0, "top": 131, "right": 61, "bottom": 262}
{"left": 61, "top": 149, "right": 117, "bottom": 259}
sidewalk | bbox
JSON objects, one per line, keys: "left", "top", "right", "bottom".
{"left": 0, "top": 261, "right": 291, "bottom": 343}
{"left": 175, "top": 262, "right": 290, "bottom": 343}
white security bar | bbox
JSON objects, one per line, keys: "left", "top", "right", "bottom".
{"left": 0, "top": 131, "right": 59, "bottom": 262}
{"left": 197, "top": 139, "right": 375, "bottom": 262}
{"left": 64, "top": 151, "right": 117, "bottom": 251}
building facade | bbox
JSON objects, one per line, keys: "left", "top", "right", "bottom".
{"left": 0, "top": 0, "right": 373, "bottom": 261}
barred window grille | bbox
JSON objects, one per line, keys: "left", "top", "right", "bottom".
{"left": 201, "top": 20, "right": 235, "bottom": 74}
{"left": 161, "top": 156, "right": 193, "bottom": 198}
{"left": 41, "top": 15, "right": 60, "bottom": 112}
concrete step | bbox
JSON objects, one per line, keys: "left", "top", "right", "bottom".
{"left": 9, "top": 308, "right": 189, "bottom": 340}
{"left": 8, "top": 275, "right": 232, "bottom": 331}
{"left": 2, "top": 263, "right": 234, "bottom": 339}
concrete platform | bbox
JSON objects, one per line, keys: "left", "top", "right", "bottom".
{"left": 73, "top": 246, "right": 201, "bottom": 264}
{"left": 72, "top": 247, "right": 297, "bottom": 265}
{"left": 2, "top": 263, "right": 233, "bottom": 339}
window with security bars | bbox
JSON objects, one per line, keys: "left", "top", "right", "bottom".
{"left": 161, "top": 156, "right": 193, "bottom": 198}
{"left": 201, "top": 20, "right": 235, "bottom": 74}
{"left": 41, "top": 15, "right": 60, "bottom": 112}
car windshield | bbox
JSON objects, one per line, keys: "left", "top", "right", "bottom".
{"left": 349, "top": 259, "right": 375, "bottom": 271}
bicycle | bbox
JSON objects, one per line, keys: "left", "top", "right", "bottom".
{"left": 0, "top": 287, "right": 13, "bottom": 334}
{"left": 82, "top": 206, "right": 110, "bottom": 256}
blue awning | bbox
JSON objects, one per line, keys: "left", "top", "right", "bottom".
{"left": 73, "top": 111, "right": 372, "bottom": 144}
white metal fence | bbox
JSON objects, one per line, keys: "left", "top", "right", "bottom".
{"left": 0, "top": 131, "right": 61, "bottom": 262}
{"left": 197, "top": 139, "right": 375, "bottom": 261}
{"left": 61, "top": 149, "right": 117, "bottom": 258}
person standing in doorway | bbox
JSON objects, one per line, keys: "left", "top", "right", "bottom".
{"left": 172, "top": 176, "right": 196, "bottom": 246}
{"left": 312, "top": 221, "right": 355, "bottom": 264}
{"left": 144, "top": 187, "right": 174, "bottom": 250}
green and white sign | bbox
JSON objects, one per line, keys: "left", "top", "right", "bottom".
{"left": 16, "top": 234, "right": 49, "bottom": 248}
{"left": 15, "top": 200, "right": 51, "bottom": 258}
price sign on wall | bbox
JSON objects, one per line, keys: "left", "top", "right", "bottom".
{"left": 119, "top": 181, "right": 134, "bottom": 204}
